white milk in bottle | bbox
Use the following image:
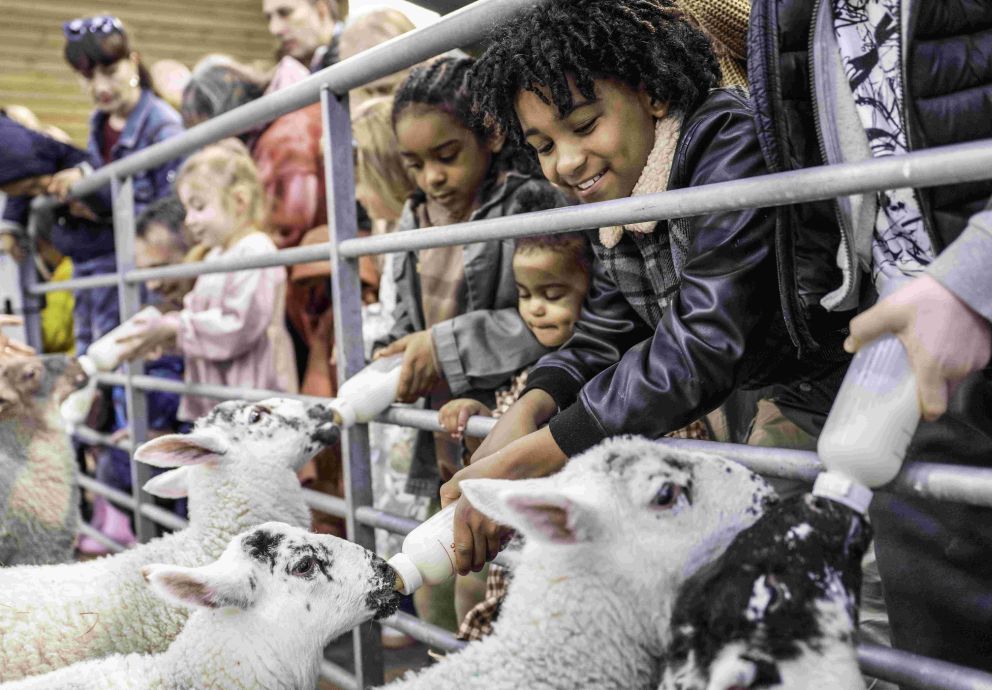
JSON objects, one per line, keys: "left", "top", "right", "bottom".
{"left": 85, "top": 305, "right": 163, "bottom": 371}
{"left": 388, "top": 502, "right": 458, "bottom": 594}
{"left": 59, "top": 355, "right": 100, "bottom": 428}
{"left": 814, "top": 281, "right": 920, "bottom": 513}
{"left": 329, "top": 354, "right": 403, "bottom": 427}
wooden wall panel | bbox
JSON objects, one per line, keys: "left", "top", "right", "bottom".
{"left": 0, "top": 0, "right": 276, "bottom": 146}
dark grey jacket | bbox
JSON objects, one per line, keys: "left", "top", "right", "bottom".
{"left": 376, "top": 171, "right": 571, "bottom": 396}
{"left": 376, "top": 171, "right": 570, "bottom": 495}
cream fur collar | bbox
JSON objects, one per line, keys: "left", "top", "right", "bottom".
{"left": 599, "top": 115, "right": 683, "bottom": 248}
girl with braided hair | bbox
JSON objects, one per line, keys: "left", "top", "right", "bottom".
{"left": 369, "top": 55, "right": 570, "bottom": 629}
{"left": 373, "top": 55, "right": 569, "bottom": 486}
{"left": 440, "top": 0, "right": 849, "bottom": 575}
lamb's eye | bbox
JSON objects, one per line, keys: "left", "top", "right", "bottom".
{"left": 248, "top": 406, "right": 268, "bottom": 424}
{"left": 291, "top": 557, "right": 316, "bottom": 577}
{"left": 651, "top": 482, "right": 682, "bottom": 509}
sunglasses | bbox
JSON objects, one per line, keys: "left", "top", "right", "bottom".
{"left": 63, "top": 15, "right": 125, "bottom": 41}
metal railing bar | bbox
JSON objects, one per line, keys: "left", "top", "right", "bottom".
{"left": 78, "top": 522, "right": 126, "bottom": 553}
{"left": 655, "top": 437, "right": 992, "bottom": 508}
{"left": 92, "top": 372, "right": 992, "bottom": 509}
{"left": 356, "top": 506, "right": 420, "bottom": 536}
{"left": 29, "top": 271, "right": 119, "bottom": 295}
{"left": 318, "top": 659, "right": 359, "bottom": 690}
{"left": 380, "top": 610, "right": 467, "bottom": 653}
{"left": 36, "top": 138, "right": 992, "bottom": 297}
{"left": 303, "top": 487, "right": 347, "bottom": 517}
{"left": 858, "top": 642, "right": 992, "bottom": 690}
{"left": 336, "top": 139, "right": 992, "bottom": 257}
{"left": 72, "top": 424, "right": 134, "bottom": 452}
{"left": 77, "top": 472, "right": 136, "bottom": 511}
{"left": 95, "top": 373, "right": 456, "bottom": 430}
{"left": 66, "top": 0, "right": 548, "bottom": 199}
{"left": 95, "top": 372, "right": 289, "bottom": 402}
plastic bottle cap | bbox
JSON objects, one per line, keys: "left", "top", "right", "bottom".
{"left": 812, "top": 472, "right": 874, "bottom": 515}
{"left": 387, "top": 552, "right": 423, "bottom": 595}
{"left": 329, "top": 399, "right": 356, "bottom": 428}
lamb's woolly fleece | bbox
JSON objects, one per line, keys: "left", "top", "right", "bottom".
{"left": 2, "top": 522, "right": 400, "bottom": 690}
{"left": 384, "top": 436, "right": 776, "bottom": 690}
{"left": 661, "top": 493, "right": 872, "bottom": 690}
{"left": 0, "top": 355, "right": 84, "bottom": 566}
{"left": 0, "top": 398, "right": 338, "bottom": 681}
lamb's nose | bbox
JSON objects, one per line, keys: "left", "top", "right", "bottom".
{"left": 312, "top": 422, "right": 340, "bottom": 447}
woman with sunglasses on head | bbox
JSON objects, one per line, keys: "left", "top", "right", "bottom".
{"left": 49, "top": 16, "right": 185, "bottom": 224}
{"left": 46, "top": 15, "right": 185, "bottom": 554}
{"left": 47, "top": 16, "right": 185, "bottom": 353}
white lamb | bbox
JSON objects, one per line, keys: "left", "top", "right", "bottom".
{"left": 0, "top": 354, "right": 87, "bottom": 566}
{"left": 0, "top": 397, "right": 339, "bottom": 681}
{"left": 1, "top": 522, "right": 400, "bottom": 690}
{"left": 384, "top": 435, "right": 777, "bottom": 690}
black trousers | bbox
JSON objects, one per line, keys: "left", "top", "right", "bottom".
{"left": 870, "top": 370, "right": 992, "bottom": 679}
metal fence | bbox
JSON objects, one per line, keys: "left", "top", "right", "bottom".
{"left": 12, "top": 0, "right": 992, "bottom": 688}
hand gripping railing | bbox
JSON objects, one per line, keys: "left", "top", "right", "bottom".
{"left": 13, "top": 0, "right": 992, "bottom": 686}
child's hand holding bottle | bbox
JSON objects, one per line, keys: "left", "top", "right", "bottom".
{"left": 115, "top": 309, "right": 179, "bottom": 363}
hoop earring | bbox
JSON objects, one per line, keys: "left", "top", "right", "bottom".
{"left": 129, "top": 76, "right": 139, "bottom": 88}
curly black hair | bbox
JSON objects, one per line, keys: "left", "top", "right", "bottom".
{"left": 392, "top": 55, "right": 541, "bottom": 183}
{"left": 472, "top": 0, "right": 720, "bottom": 147}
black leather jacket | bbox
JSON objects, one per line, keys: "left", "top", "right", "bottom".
{"left": 527, "top": 89, "right": 825, "bottom": 456}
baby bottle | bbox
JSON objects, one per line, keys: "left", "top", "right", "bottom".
{"left": 85, "top": 305, "right": 163, "bottom": 371}
{"left": 60, "top": 306, "right": 163, "bottom": 428}
{"left": 329, "top": 354, "right": 403, "bottom": 427}
{"left": 59, "top": 355, "right": 100, "bottom": 428}
{"left": 387, "top": 502, "right": 458, "bottom": 594}
{"left": 814, "top": 280, "right": 920, "bottom": 513}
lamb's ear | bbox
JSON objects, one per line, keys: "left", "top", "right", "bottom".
{"left": 142, "top": 561, "right": 255, "bottom": 611}
{"left": 134, "top": 432, "right": 230, "bottom": 468}
{"left": 142, "top": 467, "right": 190, "bottom": 498}
{"left": 461, "top": 478, "right": 597, "bottom": 544}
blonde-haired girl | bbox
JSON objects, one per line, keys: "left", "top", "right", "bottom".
{"left": 353, "top": 95, "right": 415, "bottom": 229}
{"left": 122, "top": 138, "right": 297, "bottom": 421}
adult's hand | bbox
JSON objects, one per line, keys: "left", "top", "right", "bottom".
{"left": 374, "top": 330, "right": 439, "bottom": 402}
{"left": 845, "top": 274, "right": 992, "bottom": 421}
{"left": 0, "top": 315, "right": 36, "bottom": 358}
{"left": 441, "top": 426, "right": 568, "bottom": 574}
{"left": 47, "top": 167, "right": 84, "bottom": 202}
{"left": 470, "top": 388, "right": 557, "bottom": 463}
{"left": 0, "top": 234, "right": 25, "bottom": 263}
